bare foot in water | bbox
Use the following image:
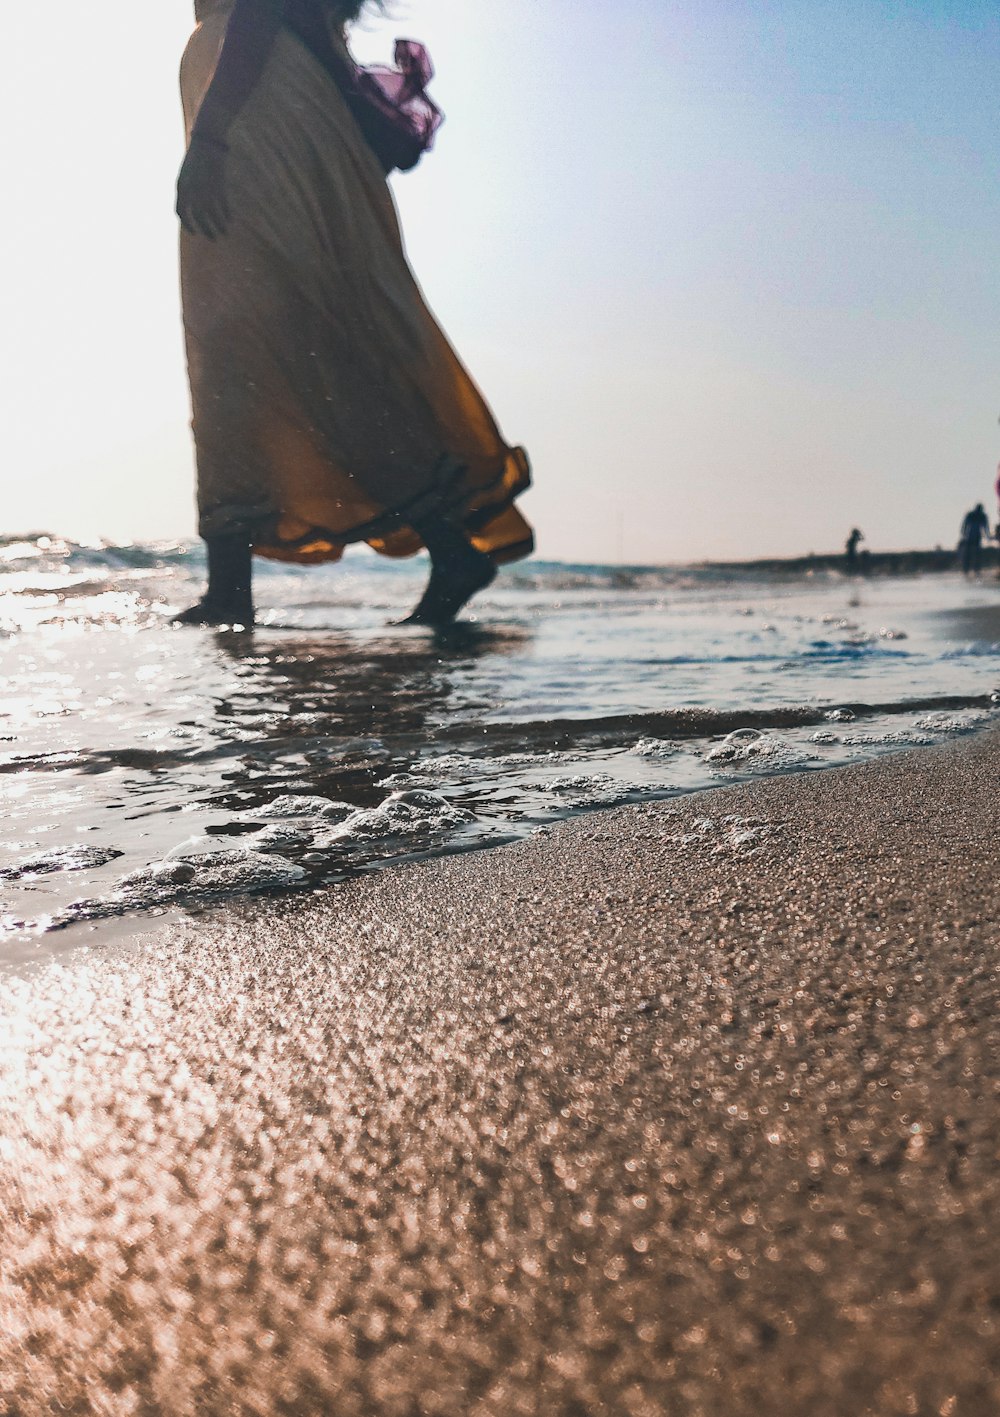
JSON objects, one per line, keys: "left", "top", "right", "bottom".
{"left": 403, "top": 544, "right": 496, "bottom": 625}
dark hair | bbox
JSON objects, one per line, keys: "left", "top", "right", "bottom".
{"left": 326, "top": 0, "right": 384, "bottom": 22}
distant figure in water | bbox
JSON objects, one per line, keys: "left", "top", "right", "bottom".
{"left": 845, "top": 527, "right": 864, "bottom": 573}
{"left": 174, "top": 0, "right": 533, "bottom": 627}
{"left": 958, "top": 504, "right": 991, "bottom": 575}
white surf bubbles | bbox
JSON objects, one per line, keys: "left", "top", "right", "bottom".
{"left": 4, "top": 547, "right": 1000, "bottom": 954}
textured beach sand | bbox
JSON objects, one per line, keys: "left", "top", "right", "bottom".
{"left": 2, "top": 732, "right": 1000, "bottom": 1416}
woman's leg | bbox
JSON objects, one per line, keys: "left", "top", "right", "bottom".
{"left": 173, "top": 534, "right": 255, "bottom": 626}
{"left": 404, "top": 514, "right": 496, "bottom": 625}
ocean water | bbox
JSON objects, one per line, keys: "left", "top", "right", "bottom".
{"left": 2, "top": 533, "right": 999, "bottom": 967}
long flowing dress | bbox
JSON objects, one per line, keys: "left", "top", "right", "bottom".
{"left": 180, "top": 0, "right": 533, "bottom": 564}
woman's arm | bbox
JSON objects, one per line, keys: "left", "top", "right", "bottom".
{"left": 177, "top": 0, "right": 285, "bottom": 239}
{"left": 193, "top": 0, "right": 285, "bottom": 144}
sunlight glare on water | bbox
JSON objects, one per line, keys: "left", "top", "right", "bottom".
{"left": 1, "top": 534, "right": 999, "bottom": 963}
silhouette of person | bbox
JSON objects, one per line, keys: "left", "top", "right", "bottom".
{"left": 958, "top": 504, "right": 991, "bottom": 575}
{"left": 173, "top": 0, "right": 533, "bottom": 628}
{"left": 845, "top": 528, "right": 864, "bottom": 572}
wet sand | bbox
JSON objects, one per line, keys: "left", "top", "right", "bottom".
{"left": 3, "top": 733, "right": 1000, "bottom": 1416}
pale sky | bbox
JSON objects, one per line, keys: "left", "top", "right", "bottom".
{"left": 3, "top": 0, "right": 1000, "bottom": 563}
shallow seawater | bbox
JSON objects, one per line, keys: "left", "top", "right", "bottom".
{"left": 2, "top": 534, "right": 999, "bottom": 966}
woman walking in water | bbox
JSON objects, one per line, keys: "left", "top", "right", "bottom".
{"left": 175, "top": 0, "right": 533, "bottom": 626}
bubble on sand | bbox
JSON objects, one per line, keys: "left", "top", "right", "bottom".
{"left": 631, "top": 737, "right": 676, "bottom": 759}
{"left": 126, "top": 850, "right": 308, "bottom": 896}
{"left": 670, "top": 814, "right": 782, "bottom": 853}
{"left": 841, "top": 730, "right": 931, "bottom": 747}
{"left": 540, "top": 775, "right": 631, "bottom": 809}
{"left": 421, "top": 752, "right": 485, "bottom": 773}
{"left": 396, "top": 789, "right": 458, "bottom": 809}
{"left": 704, "top": 728, "right": 763, "bottom": 762}
{"left": 149, "top": 860, "right": 198, "bottom": 886}
{"left": 493, "top": 750, "right": 574, "bottom": 768}
{"left": 376, "top": 770, "right": 438, "bottom": 791}
{"left": 162, "top": 835, "right": 224, "bottom": 860}
{"left": 810, "top": 730, "right": 839, "bottom": 745}
{"left": 705, "top": 729, "right": 816, "bottom": 772}
{"left": 316, "top": 791, "right": 475, "bottom": 849}
{"left": 252, "top": 824, "right": 314, "bottom": 852}
{"left": 318, "top": 800, "right": 361, "bottom": 822}
{"left": 720, "top": 814, "right": 782, "bottom": 850}
{"left": 913, "top": 710, "right": 988, "bottom": 735}
{"left": 0, "top": 845, "right": 124, "bottom": 881}
{"left": 244, "top": 795, "right": 349, "bottom": 821}
{"left": 54, "top": 849, "right": 310, "bottom": 928}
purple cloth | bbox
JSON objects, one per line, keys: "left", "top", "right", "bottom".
{"left": 285, "top": 6, "right": 444, "bottom": 172}
{"left": 355, "top": 40, "right": 444, "bottom": 160}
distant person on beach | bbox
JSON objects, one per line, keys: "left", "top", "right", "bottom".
{"left": 174, "top": 0, "right": 533, "bottom": 627}
{"left": 958, "top": 503, "right": 991, "bottom": 575}
{"left": 845, "top": 527, "right": 864, "bottom": 572}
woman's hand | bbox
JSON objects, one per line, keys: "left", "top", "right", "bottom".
{"left": 176, "top": 135, "right": 231, "bottom": 240}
